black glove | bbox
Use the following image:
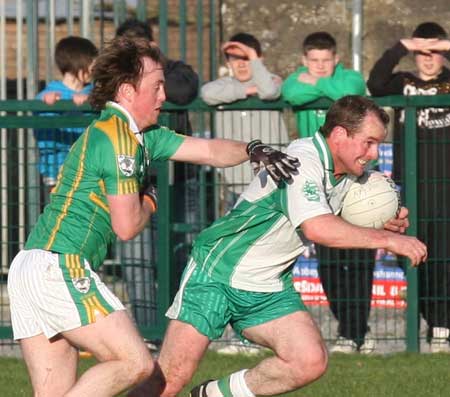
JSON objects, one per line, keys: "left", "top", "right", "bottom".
{"left": 140, "top": 184, "right": 158, "bottom": 213}
{"left": 246, "top": 140, "right": 300, "bottom": 183}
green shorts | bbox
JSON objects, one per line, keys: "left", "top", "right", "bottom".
{"left": 166, "top": 259, "right": 307, "bottom": 340}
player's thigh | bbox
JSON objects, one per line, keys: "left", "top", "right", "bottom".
{"left": 230, "top": 284, "right": 308, "bottom": 344}
{"left": 20, "top": 333, "right": 78, "bottom": 395}
{"left": 243, "top": 310, "right": 326, "bottom": 361}
{"left": 62, "top": 310, "right": 152, "bottom": 365}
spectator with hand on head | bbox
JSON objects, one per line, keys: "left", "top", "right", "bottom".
{"left": 368, "top": 21, "right": 450, "bottom": 353}
{"left": 201, "top": 32, "right": 289, "bottom": 212}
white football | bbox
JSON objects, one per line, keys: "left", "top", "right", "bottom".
{"left": 341, "top": 171, "right": 400, "bottom": 229}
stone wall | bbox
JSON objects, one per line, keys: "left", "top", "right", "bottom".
{"left": 3, "top": 1, "right": 450, "bottom": 91}
{"left": 220, "top": 0, "right": 450, "bottom": 81}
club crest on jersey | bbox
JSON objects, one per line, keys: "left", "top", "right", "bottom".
{"left": 303, "top": 180, "right": 320, "bottom": 202}
{"left": 117, "top": 155, "right": 135, "bottom": 176}
{"left": 72, "top": 277, "right": 91, "bottom": 294}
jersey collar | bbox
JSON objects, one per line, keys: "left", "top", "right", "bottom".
{"left": 105, "top": 101, "right": 143, "bottom": 145}
{"left": 312, "top": 130, "right": 341, "bottom": 186}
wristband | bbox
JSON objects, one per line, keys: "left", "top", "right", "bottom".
{"left": 141, "top": 193, "right": 157, "bottom": 213}
{"left": 246, "top": 139, "right": 262, "bottom": 155}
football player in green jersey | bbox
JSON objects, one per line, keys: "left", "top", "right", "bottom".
{"left": 129, "top": 96, "right": 427, "bottom": 397}
{"left": 7, "top": 36, "right": 299, "bottom": 396}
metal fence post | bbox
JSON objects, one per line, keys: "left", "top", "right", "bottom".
{"left": 155, "top": 159, "right": 171, "bottom": 335}
{"left": 404, "top": 103, "right": 420, "bottom": 352}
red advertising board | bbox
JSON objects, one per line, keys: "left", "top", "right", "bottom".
{"left": 292, "top": 254, "right": 407, "bottom": 309}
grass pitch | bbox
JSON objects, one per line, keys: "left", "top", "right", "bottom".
{"left": 1, "top": 351, "right": 448, "bottom": 396}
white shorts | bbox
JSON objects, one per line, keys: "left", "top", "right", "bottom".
{"left": 8, "top": 249, "right": 125, "bottom": 340}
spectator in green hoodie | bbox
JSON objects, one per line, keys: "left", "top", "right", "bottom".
{"left": 282, "top": 31, "right": 366, "bottom": 138}
{"left": 282, "top": 32, "right": 374, "bottom": 354}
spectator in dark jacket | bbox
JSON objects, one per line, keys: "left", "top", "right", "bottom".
{"left": 368, "top": 21, "right": 450, "bottom": 353}
{"left": 116, "top": 18, "right": 199, "bottom": 133}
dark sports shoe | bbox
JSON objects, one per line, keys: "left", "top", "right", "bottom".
{"left": 189, "top": 380, "right": 213, "bottom": 397}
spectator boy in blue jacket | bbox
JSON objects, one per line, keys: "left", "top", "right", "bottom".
{"left": 35, "top": 36, "right": 98, "bottom": 187}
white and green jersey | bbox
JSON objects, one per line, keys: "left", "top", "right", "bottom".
{"left": 191, "top": 131, "right": 357, "bottom": 292}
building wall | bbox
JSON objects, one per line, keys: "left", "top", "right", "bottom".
{"left": 219, "top": 0, "right": 450, "bottom": 81}
{"left": 3, "top": 1, "right": 450, "bottom": 93}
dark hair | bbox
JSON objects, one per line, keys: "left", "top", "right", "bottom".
{"left": 412, "top": 22, "right": 447, "bottom": 39}
{"left": 321, "top": 96, "right": 389, "bottom": 137}
{"left": 89, "top": 36, "right": 162, "bottom": 110}
{"left": 303, "top": 32, "right": 337, "bottom": 54}
{"left": 227, "top": 32, "right": 262, "bottom": 57}
{"left": 55, "top": 36, "right": 98, "bottom": 76}
{"left": 116, "top": 18, "right": 154, "bottom": 41}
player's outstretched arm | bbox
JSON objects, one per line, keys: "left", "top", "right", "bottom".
{"left": 170, "top": 136, "right": 300, "bottom": 183}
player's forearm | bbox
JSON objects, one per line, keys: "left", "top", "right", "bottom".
{"left": 302, "top": 214, "right": 390, "bottom": 250}
{"left": 207, "top": 139, "right": 249, "bottom": 167}
{"left": 115, "top": 207, "right": 153, "bottom": 241}
{"left": 170, "top": 136, "right": 248, "bottom": 167}
{"left": 108, "top": 193, "right": 154, "bottom": 240}
{"left": 302, "top": 214, "right": 426, "bottom": 266}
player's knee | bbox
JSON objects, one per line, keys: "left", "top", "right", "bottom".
{"left": 126, "top": 356, "right": 155, "bottom": 386}
{"left": 290, "top": 343, "right": 328, "bottom": 387}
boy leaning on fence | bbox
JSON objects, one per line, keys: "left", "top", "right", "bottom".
{"left": 281, "top": 31, "right": 376, "bottom": 354}
{"left": 35, "top": 36, "right": 98, "bottom": 189}
{"left": 368, "top": 21, "right": 450, "bottom": 353}
{"left": 281, "top": 31, "right": 366, "bottom": 138}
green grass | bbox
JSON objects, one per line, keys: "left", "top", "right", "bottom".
{"left": 1, "top": 351, "right": 449, "bottom": 396}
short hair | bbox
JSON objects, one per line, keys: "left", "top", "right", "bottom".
{"left": 320, "top": 96, "right": 389, "bottom": 137}
{"left": 226, "top": 32, "right": 262, "bottom": 57}
{"left": 412, "top": 22, "right": 447, "bottom": 39}
{"left": 89, "top": 36, "right": 163, "bottom": 110}
{"left": 303, "top": 32, "right": 337, "bottom": 54}
{"left": 116, "top": 18, "right": 154, "bottom": 41}
{"left": 55, "top": 36, "right": 98, "bottom": 76}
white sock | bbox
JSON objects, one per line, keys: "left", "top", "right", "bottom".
{"left": 229, "top": 369, "right": 255, "bottom": 397}
{"left": 205, "top": 370, "right": 255, "bottom": 397}
{"left": 205, "top": 380, "right": 224, "bottom": 397}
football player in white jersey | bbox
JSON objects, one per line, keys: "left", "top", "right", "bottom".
{"left": 129, "top": 96, "right": 427, "bottom": 397}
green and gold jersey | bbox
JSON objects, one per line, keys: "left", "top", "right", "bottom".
{"left": 25, "top": 103, "right": 184, "bottom": 269}
{"left": 191, "top": 131, "right": 357, "bottom": 292}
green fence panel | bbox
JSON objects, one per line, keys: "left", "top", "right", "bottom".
{"left": 1, "top": 95, "right": 450, "bottom": 352}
